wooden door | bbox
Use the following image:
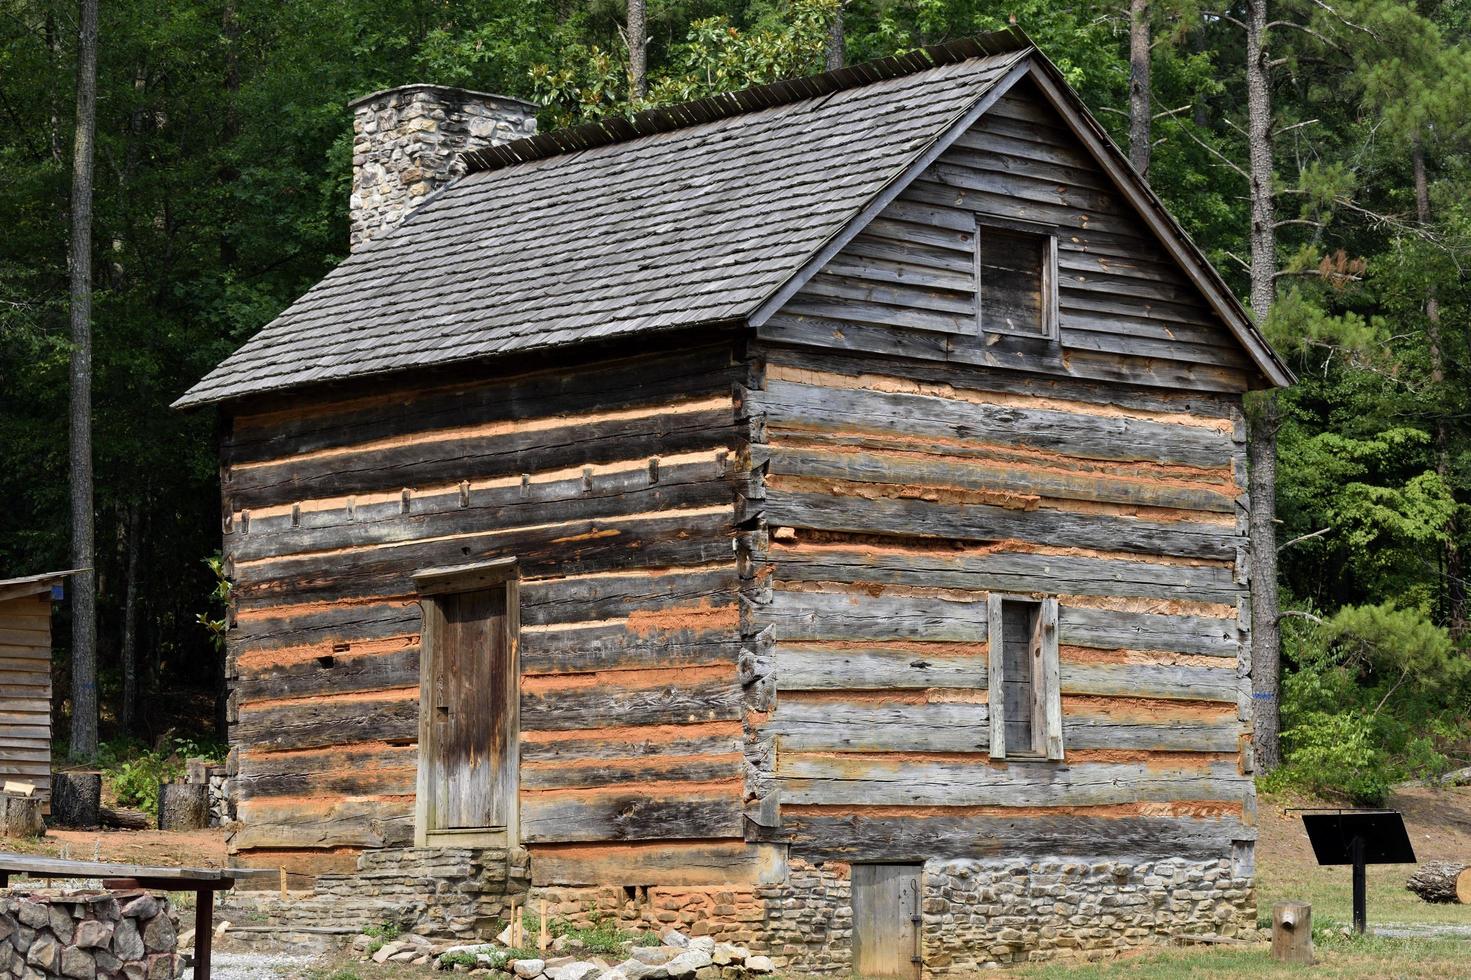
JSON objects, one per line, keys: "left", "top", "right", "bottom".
{"left": 426, "top": 587, "right": 514, "bottom": 832}
{"left": 853, "top": 863, "right": 922, "bottom": 980}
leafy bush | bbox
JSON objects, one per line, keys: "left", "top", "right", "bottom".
{"left": 500, "top": 911, "right": 655, "bottom": 957}
{"left": 1266, "top": 602, "right": 1471, "bottom": 803}
{"left": 97, "top": 735, "right": 227, "bottom": 817}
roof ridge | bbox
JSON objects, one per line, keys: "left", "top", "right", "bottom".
{"left": 461, "top": 27, "right": 1034, "bottom": 175}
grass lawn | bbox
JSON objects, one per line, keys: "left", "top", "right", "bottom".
{"left": 1015, "top": 785, "right": 1471, "bottom": 976}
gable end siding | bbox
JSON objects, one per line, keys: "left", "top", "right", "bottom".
{"left": 763, "top": 79, "right": 1259, "bottom": 394}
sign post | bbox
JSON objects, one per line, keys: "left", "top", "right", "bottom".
{"left": 1297, "top": 809, "right": 1416, "bottom": 934}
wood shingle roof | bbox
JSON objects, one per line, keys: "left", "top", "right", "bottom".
{"left": 176, "top": 40, "right": 1031, "bottom": 407}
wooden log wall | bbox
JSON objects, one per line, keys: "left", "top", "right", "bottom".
{"left": 0, "top": 594, "right": 53, "bottom": 801}
{"left": 742, "top": 80, "right": 1259, "bottom": 863}
{"left": 221, "top": 341, "right": 749, "bottom": 877}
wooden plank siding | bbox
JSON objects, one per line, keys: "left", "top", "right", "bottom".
{"left": 221, "top": 342, "right": 748, "bottom": 873}
{"left": 761, "top": 80, "right": 1259, "bottom": 395}
{"left": 744, "top": 84, "right": 1258, "bottom": 863}
{"left": 0, "top": 594, "right": 53, "bottom": 801}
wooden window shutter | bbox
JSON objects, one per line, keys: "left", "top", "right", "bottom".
{"left": 987, "top": 594, "right": 1005, "bottom": 759}
{"left": 1040, "top": 597, "right": 1063, "bottom": 760}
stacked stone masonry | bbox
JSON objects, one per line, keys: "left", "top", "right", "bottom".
{"left": 0, "top": 889, "right": 182, "bottom": 980}
{"left": 227, "top": 847, "right": 527, "bottom": 941}
{"left": 349, "top": 85, "right": 538, "bottom": 249}
{"left": 230, "top": 850, "right": 1252, "bottom": 973}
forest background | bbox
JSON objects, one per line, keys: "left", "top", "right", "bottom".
{"left": 1, "top": 0, "right": 1469, "bottom": 803}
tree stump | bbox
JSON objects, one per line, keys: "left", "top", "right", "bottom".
{"left": 1406, "top": 862, "right": 1471, "bottom": 904}
{"left": 0, "top": 793, "right": 45, "bottom": 838}
{"left": 1271, "top": 901, "right": 1313, "bottom": 964}
{"left": 51, "top": 772, "right": 102, "bottom": 828}
{"left": 157, "top": 782, "right": 209, "bottom": 831}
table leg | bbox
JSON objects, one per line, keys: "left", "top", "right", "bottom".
{"left": 194, "top": 889, "right": 213, "bottom": 980}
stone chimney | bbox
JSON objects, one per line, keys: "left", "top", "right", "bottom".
{"left": 348, "top": 85, "right": 538, "bottom": 250}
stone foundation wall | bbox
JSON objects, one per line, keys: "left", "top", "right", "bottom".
{"left": 0, "top": 889, "right": 182, "bottom": 980}
{"left": 225, "top": 846, "right": 528, "bottom": 940}
{"left": 185, "top": 759, "right": 229, "bottom": 827}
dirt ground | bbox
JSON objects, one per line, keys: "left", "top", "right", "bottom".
{"left": 3, "top": 826, "right": 228, "bottom": 867}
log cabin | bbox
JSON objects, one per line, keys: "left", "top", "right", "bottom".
{"left": 177, "top": 29, "right": 1290, "bottom": 973}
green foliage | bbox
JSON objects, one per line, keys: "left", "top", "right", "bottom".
{"left": 1265, "top": 602, "right": 1471, "bottom": 803}
{"left": 439, "top": 950, "right": 486, "bottom": 967}
{"left": 97, "top": 735, "right": 226, "bottom": 816}
{"left": 501, "top": 910, "right": 655, "bottom": 957}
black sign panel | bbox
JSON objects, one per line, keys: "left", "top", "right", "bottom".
{"left": 1301, "top": 810, "right": 1416, "bottom": 866}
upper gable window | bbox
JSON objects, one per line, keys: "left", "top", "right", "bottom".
{"left": 976, "top": 221, "right": 1059, "bottom": 341}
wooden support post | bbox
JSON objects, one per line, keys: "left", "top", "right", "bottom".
{"left": 195, "top": 888, "right": 214, "bottom": 980}
{"left": 279, "top": 867, "right": 288, "bottom": 899}
{"left": 1271, "top": 901, "right": 1313, "bottom": 964}
{"left": 1351, "top": 835, "right": 1367, "bottom": 934}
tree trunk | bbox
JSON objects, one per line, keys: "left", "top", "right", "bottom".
{"left": 0, "top": 795, "right": 45, "bottom": 839}
{"left": 1413, "top": 135, "right": 1465, "bottom": 639}
{"left": 1406, "top": 862, "right": 1471, "bottom": 904}
{"left": 157, "top": 783, "right": 210, "bottom": 831}
{"left": 627, "top": 0, "right": 647, "bottom": 101}
{"left": 1244, "top": 0, "right": 1282, "bottom": 774}
{"left": 1128, "top": 0, "right": 1151, "bottom": 175}
{"left": 67, "top": 0, "right": 101, "bottom": 764}
{"left": 121, "top": 504, "right": 141, "bottom": 734}
{"left": 826, "top": 0, "right": 845, "bottom": 72}
{"left": 100, "top": 805, "right": 150, "bottom": 830}
{"left": 51, "top": 772, "right": 102, "bottom": 828}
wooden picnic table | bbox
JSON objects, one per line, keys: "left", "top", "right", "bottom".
{"left": 0, "top": 852, "right": 271, "bottom": 980}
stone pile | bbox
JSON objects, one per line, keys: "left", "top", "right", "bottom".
{"left": 0, "top": 889, "right": 183, "bottom": 980}
{"left": 356, "top": 927, "right": 775, "bottom": 979}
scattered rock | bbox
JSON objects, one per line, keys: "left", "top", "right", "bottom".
{"left": 660, "top": 929, "right": 689, "bottom": 949}
{"left": 664, "top": 950, "right": 713, "bottom": 979}
{"left": 175, "top": 929, "right": 194, "bottom": 951}
{"left": 710, "top": 944, "right": 747, "bottom": 966}
{"left": 549, "top": 962, "right": 600, "bottom": 980}
{"left": 744, "top": 956, "right": 774, "bottom": 974}
{"left": 686, "top": 938, "right": 715, "bottom": 957}
{"left": 630, "top": 947, "right": 677, "bottom": 965}
{"left": 372, "top": 941, "right": 406, "bottom": 964}
{"left": 618, "top": 959, "right": 668, "bottom": 980}
{"left": 512, "top": 958, "right": 546, "bottom": 978}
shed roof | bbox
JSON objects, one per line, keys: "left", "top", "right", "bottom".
{"left": 0, "top": 570, "right": 77, "bottom": 604}
{"left": 177, "top": 30, "right": 1288, "bottom": 409}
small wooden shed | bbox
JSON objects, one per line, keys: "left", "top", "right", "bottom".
{"left": 0, "top": 571, "right": 70, "bottom": 802}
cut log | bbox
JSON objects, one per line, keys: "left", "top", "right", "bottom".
{"left": 51, "top": 772, "right": 102, "bottom": 828}
{"left": 158, "top": 782, "right": 209, "bottom": 831}
{"left": 0, "top": 793, "right": 44, "bottom": 838}
{"left": 1270, "top": 901, "right": 1313, "bottom": 964}
{"left": 100, "top": 805, "right": 150, "bottom": 830}
{"left": 1406, "top": 862, "right": 1471, "bottom": 904}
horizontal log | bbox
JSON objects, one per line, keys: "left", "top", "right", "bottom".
{"left": 235, "top": 694, "right": 418, "bottom": 753}
{"left": 767, "top": 701, "right": 990, "bottom": 753}
{"left": 520, "top": 566, "right": 739, "bottom": 628}
{"left": 1060, "top": 662, "right": 1239, "bottom": 702}
{"left": 760, "top": 544, "right": 1241, "bottom": 604}
{"left": 759, "top": 589, "right": 985, "bottom": 643}
{"left": 765, "top": 489, "right": 1238, "bottom": 559}
{"left": 522, "top": 752, "right": 743, "bottom": 791}
{"left": 768, "top": 811, "right": 1254, "bottom": 862}
{"left": 773, "top": 644, "right": 986, "bottom": 690}
{"left": 234, "top": 744, "right": 418, "bottom": 800}
{"left": 529, "top": 840, "right": 783, "bottom": 887}
{"left": 227, "top": 405, "right": 738, "bottom": 510}
{"left": 521, "top": 672, "right": 741, "bottom": 732}
{"left": 520, "top": 789, "right": 743, "bottom": 843}
{"left": 236, "top": 647, "right": 420, "bottom": 702}
{"left": 1059, "top": 606, "right": 1240, "bottom": 657}
{"left": 750, "top": 379, "right": 1233, "bottom": 469}
{"left": 521, "top": 726, "right": 743, "bottom": 766}
{"left": 756, "top": 344, "right": 1239, "bottom": 420}
{"left": 232, "top": 798, "right": 413, "bottom": 849}
{"left": 233, "top": 511, "right": 736, "bottom": 608}
{"left": 756, "top": 316, "right": 1251, "bottom": 394}
{"left": 777, "top": 754, "right": 1250, "bottom": 807}
{"left": 226, "top": 343, "right": 739, "bottom": 464}
{"left": 522, "top": 623, "right": 741, "bottom": 675}
{"left": 231, "top": 460, "right": 732, "bottom": 565}
{"left": 763, "top": 444, "right": 1235, "bottom": 514}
